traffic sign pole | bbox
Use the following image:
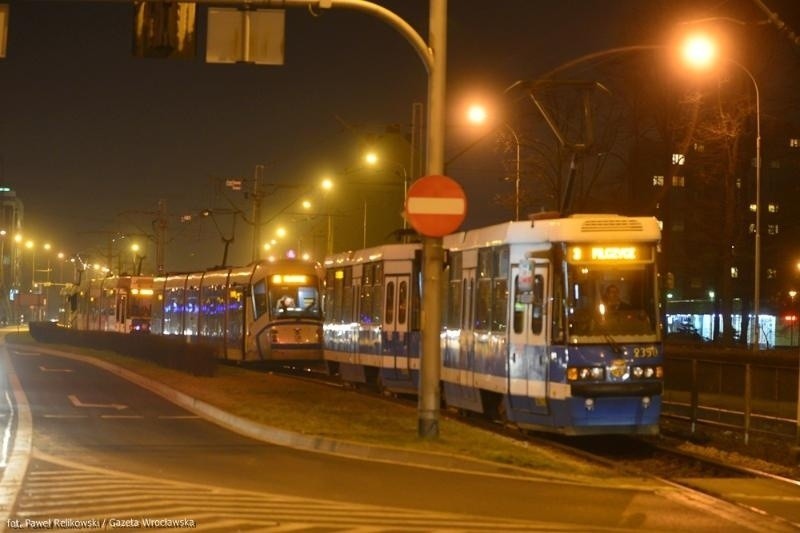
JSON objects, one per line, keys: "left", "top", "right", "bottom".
{"left": 418, "top": 0, "right": 448, "bottom": 440}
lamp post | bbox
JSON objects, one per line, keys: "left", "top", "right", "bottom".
{"left": 682, "top": 34, "right": 762, "bottom": 350}
{"left": 321, "top": 177, "right": 334, "bottom": 256}
{"left": 363, "top": 151, "right": 409, "bottom": 229}
{"left": 0, "top": 230, "right": 6, "bottom": 291}
{"left": 790, "top": 290, "right": 797, "bottom": 347}
{"left": 466, "top": 104, "right": 521, "bottom": 221}
{"left": 24, "top": 240, "right": 35, "bottom": 290}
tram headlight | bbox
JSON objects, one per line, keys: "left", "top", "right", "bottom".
{"left": 631, "top": 365, "right": 663, "bottom": 379}
{"left": 567, "top": 366, "right": 605, "bottom": 381}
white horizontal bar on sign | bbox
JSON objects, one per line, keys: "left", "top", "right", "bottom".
{"left": 407, "top": 197, "right": 465, "bottom": 215}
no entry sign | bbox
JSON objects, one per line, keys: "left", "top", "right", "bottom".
{"left": 405, "top": 175, "right": 467, "bottom": 237}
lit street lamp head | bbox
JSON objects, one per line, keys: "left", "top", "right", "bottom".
{"left": 681, "top": 34, "right": 717, "bottom": 70}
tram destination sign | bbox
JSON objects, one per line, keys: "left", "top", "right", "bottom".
{"left": 568, "top": 244, "right": 653, "bottom": 263}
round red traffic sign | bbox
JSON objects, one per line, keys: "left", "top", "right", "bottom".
{"left": 405, "top": 174, "right": 467, "bottom": 237}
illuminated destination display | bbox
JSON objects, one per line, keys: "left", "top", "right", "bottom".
{"left": 271, "top": 274, "right": 310, "bottom": 284}
{"left": 569, "top": 245, "right": 652, "bottom": 262}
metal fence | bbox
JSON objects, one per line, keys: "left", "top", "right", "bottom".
{"left": 662, "top": 346, "right": 799, "bottom": 446}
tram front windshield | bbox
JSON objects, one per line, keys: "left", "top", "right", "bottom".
{"left": 566, "top": 263, "right": 657, "bottom": 341}
{"left": 270, "top": 283, "right": 322, "bottom": 319}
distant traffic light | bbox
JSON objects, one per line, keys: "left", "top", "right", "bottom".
{"left": 132, "top": 1, "right": 196, "bottom": 59}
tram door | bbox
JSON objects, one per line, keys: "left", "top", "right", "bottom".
{"left": 383, "top": 273, "right": 411, "bottom": 376}
{"left": 509, "top": 258, "right": 549, "bottom": 415}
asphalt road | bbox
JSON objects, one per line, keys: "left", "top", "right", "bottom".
{"left": 2, "top": 342, "right": 792, "bottom": 532}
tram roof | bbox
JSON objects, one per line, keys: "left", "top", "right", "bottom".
{"left": 444, "top": 214, "right": 661, "bottom": 250}
{"left": 324, "top": 243, "right": 422, "bottom": 267}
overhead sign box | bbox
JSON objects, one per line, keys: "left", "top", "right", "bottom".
{"left": 206, "top": 8, "right": 285, "bottom": 65}
{"left": 132, "top": 2, "right": 197, "bottom": 59}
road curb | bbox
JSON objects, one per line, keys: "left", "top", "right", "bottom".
{"left": 25, "top": 345, "right": 585, "bottom": 482}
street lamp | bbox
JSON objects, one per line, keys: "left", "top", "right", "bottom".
{"left": 789, "top": 290, "right": 797, "bottom": 347}
{"left": 24, "top": 240, "right": 35, "bottom": 290}
{"left": 466, "top": 104, "right": 521, "bottom": 221}
{"left": 321, "top": 177, "right": 334, "bottom": 255}
{"left": 682, "top": 33, "right": 762, "bottom": 350}
{"left": 0, "top": 230, "right": 6, "bottom": 291}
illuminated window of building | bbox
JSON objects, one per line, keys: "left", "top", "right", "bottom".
{"left": 767, "top": 269, "right": 777, "bottom": 279}
{"left": 768, "top": 224, "right": 779, "bottom": 235}
{"left": 768, "top": 204, "right": 779, "bottom": 213}
{"left": 749, "top": 223, "right": 755, "bottom": 234}
{"left": 672, "top": 153, "right": 685, "bottom": 165}
{"left": 693, "top": 143, "right": 705, "bottom": 152}
{"left": 672, "top": 175, "right": 685, "bottom": 187}
{"left": 749, "top": 203, "right": 757, "bottom": 213}
{"left": 736, "top": 178, "right": 742, "bottom": 189}
{"left": 790, "top": 138, "right": 799, "bottom": 148}
{"left": 730, "top": 267, "right": 738, "bottom": 278}
{"left": 652, "top": 175, "right": 664, "bottom": 186}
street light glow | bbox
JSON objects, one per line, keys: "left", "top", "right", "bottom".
{"left": 321, "top": 177, "right": 333, "bottom": 191}
{"left": 682, "top": 34, "right": 716, "bottom": 70}
{"left": 364, "top": 151, "right": 379, "bottom": 166}
{"left": 466, "top": 104, "right": 487, "bottom": 125}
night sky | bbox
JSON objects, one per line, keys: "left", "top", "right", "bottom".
{"left": 1, "top": 0, "right": 797, "bottom": 273}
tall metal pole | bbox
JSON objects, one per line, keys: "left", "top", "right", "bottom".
{"left": 729, "top": 60, "right": 761, "bottom": 351}
{"left": 418, "top": 0, "right": 447, "bottom": 439}
{"left": 504, "top": 123, "right": 521, "bottom": 221}
{"left": 252, "top": 164, "right": 264, "bottom": 263}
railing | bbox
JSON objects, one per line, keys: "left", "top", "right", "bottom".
{"left": 662, "top": 346, "right": 799, "bottom": 446}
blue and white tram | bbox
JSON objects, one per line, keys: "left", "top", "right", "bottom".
{"left": 151, "top": 259, "right": 324, "bottom": 363}
{"left": 323, "top": 214, "right": 663, "bottom": 435}
{"left": 442, "top": 214, "right": 662, "bottom": 435}
{"left": 323, "top": 244, "right": 423, "bottom": 391}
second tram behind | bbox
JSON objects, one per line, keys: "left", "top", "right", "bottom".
{"left": 323, "top": 214, "right": 663, "bottom": 435}
{"left": 150, "top": 259, "right": 324, "bottom": 363}
{"left": 67, "top": 259, "right": 324, "bottom": 364}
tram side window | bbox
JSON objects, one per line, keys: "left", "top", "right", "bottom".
{"left": 447, "top": 279, "right": 462, "bottom": 329}
{"left": 398, "top": 280, "right": 408, "bottom": 325}
{"left": 475, "top": 278, "right": 491, "bottom": 331}
{"left": 325, "top": 269, "right": 336, "bottom": 320}
{"left": 252, "top": 280, "right": 268, "bottom": 319}
{"left": 490, "top": 247, "right": 509, "bottom": 333}
{"left": 513, "top": 276, "right": 524, "bottom": 334}
{"left": 372, "top": 282, "right": 384, "bottom": 325}
{"left": 531, "top": 274, "right": 544, "bottom": 335}
{"left": 447, "top": 253, "right": 462, "bottom": 330}
{"left": 551, "top": 268, "right": 565, "bottom": 343}
{"left": 359, "top": 285, "right": 373, "bottom": 324}
{"left": 385, "top": 281, "right": 395, "bottom": 324}
{"left": 329, "top": 267, "right": 350, "bottom": 323}
{"left": 491, "top": 279, "right": 508, "bottom": 332}
{"left": 463, "top": 278, "right": 474, "bottom": 331}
